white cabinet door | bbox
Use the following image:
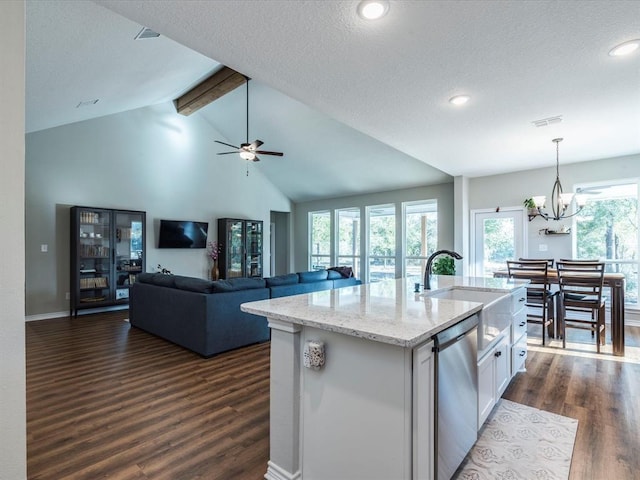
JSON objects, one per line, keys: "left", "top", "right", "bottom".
{"left": 495, "top": 335, "right": 511, "bottom": 398}
{"left": 477, "top": 345, "right": 496, "bottom": 427}
{"left": 413, "top": 340, "right": 435, "bottom": 480}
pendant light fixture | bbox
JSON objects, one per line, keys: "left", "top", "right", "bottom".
{"left": 531, "top": 138, "right": 586, "bottom": 221}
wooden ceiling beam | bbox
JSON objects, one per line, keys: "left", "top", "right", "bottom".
{"left": 174, "top": 66, "right": 246, "bottom": 116}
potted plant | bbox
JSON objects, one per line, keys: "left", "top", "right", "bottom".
{"left": 432, "top": 256, "right": 456, "bottom": 275}
{"left": 524, "top": 198, "right": 539, "bottom": 217}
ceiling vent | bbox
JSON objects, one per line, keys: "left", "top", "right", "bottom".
{"left": 134, "top": 27, "right": 160, "bottom": 40}
{"left": 76, "top": 99, "right": 99, "bottom": 108}
{"left": 532, "top": 115, "right": 563, "bottom": 127}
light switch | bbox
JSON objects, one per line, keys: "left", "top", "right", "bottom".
{"left": 40, "top": 244, "right": 48, "bottom": 253}
{"left": 539, "top": 244, "right": 548, "bottom": 252}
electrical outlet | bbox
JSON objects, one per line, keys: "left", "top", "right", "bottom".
{"left": 65, "top": 292, "right": 70, "bottom": 300}
{"left": 539, "top": 244, "right": 548, "bottom": 252}
{"left": 41, "top": 244, "right": 48, "bottom": 253}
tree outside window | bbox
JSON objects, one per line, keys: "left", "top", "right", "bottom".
{"left": 575, "top": 182, "right": 638, "bottom": 304}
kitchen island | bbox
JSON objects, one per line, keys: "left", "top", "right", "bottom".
{"left": 241, "top": 276, "right": 526, "bottom": 480}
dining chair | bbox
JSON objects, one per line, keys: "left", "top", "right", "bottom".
{"left": 555, "top": 260, "right": 606, "bottom": 352}
{"left": 520, "top": 257, "right": 554, "bottom": 268}
{"left": 507, "top": 260, "right": 556, "bottom": 345}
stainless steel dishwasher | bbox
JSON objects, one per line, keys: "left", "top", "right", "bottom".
{"left": 433, "top": 313, "right": 479, "bottom": 480}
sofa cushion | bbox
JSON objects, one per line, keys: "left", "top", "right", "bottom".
{"left": 298, "top": 270, "right": 328, "bottom": 283}
{"left": 137, "top": 272, "right": 155, "bottom": 284}
{"left": 265, "top": 273, "right": 299, "bottom": 287}
{"left": 173, "top": 275, "right": 215, "bottom": 293}
{"left": 327, "top": 270, "right": 343, "bottom": 280}
{"left": 213, "top": 277, "right": 267, "bottom": 292}
{"left": 151, "top": 273, "right": 176, "bottom": 288}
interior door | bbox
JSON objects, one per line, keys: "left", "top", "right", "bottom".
{"left": 471, "top": 208, "right": 526, "bottom": 277}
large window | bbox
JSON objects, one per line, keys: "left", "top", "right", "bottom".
{"left": 404, "top": 200, "right": 438, "bottom": 278}
{"left": 367, "top": 204, "right": 396, "bottom": 282}
{"left": 336, "top": 208, "right": 361, "bottom": 278}
{"left": 309, "top": 210, "right": 331, "bottom": 271}
{"left": 575, "top": 181, "right": 639, "bottom": 304}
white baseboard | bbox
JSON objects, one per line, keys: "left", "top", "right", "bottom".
{"left": 264, "top": 461, "right": 301, "bottom": 480}
{"left": 25, "top": 305, "right": 129, "bottom": 322}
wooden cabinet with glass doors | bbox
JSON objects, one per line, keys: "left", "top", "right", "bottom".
{"left": 70, "top": 206, "right": 146, "bottom": 316}
{"left": 217, "top": 218, "right": 263, "bottom": 279}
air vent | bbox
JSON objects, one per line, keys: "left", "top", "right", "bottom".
{"left": 532, "top": 115, "right": 563, "bottom": 127}
{"left": 76, "top": 99, "right": 99, "bottom": 108}
{"left": 135, "top": 27, "right": 160, "bottom": 40}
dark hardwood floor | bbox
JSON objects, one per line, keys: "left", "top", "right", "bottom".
{"left": 27, "top": 311, "right": 640, "bottom": 479}
{"left": 26, "top": 311, "right": 270, "bottom": 480}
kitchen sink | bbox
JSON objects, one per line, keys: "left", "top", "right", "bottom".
{"left": 425, "top": 287, "right": 511, "bottom": 356}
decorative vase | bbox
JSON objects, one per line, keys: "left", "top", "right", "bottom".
{"left": 211, "top": 261, "right": 220, "bottom": 281}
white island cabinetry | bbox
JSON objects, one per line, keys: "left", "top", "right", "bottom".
{"left": 242, "top": 276, "right": 527, "bottom": 480}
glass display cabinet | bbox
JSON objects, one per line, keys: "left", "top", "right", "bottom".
{"left": 217, "top": 218, "right": 263, "bottom": 279}
{"left": 70, "top": 206, "right": 145, "bottom": 316}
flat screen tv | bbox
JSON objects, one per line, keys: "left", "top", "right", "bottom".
{"left": 158, "top": 220, "right": 209, "bottom": 249}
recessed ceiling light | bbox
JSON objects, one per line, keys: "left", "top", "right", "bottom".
{"left": 449, "top": 95, "right": 470, "bottom": 106}
{"left": 609, "top": 39, "right": 640, "bottom": 56}
{"left": 357, "top": 1, "right": 389, "bottom": 20}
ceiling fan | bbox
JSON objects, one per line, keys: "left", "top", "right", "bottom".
{"left": 215, "top": 77, "right": 283, "bottom": 163}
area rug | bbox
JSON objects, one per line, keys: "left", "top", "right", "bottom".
{"left": 455, "top": 399, "right": 578, "bottom": 480}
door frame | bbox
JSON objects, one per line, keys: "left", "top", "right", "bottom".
{"left": 470, "top": 207, "right": 527, "bottom": 277}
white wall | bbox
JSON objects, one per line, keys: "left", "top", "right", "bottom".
{"left": 293, "top": 183, "right": 455, "bottom": 274}
{"left": 0, "top": 1, "right": 27, "bottom": 477}
{"left": 469, "top": 153, "right": 640, "bottom": 260}
{"left": 25, "top": 102, "right": 292, "bottom": 317}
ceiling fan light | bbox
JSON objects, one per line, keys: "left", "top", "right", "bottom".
{"left": 609, "top": 39, "right": 640, "bottom": 56}
{"left": 239, "top": 151, "right": 255, "bottom": 161}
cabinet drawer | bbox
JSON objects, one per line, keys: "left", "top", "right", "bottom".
{"left": 512, "top": 307, "right": 527, "bottom": 341}
{"left": 511, "top": 287, "right": 527, "bottom": 313}
{"left": 511, "top": 334, "right": 527, "bottom": 374}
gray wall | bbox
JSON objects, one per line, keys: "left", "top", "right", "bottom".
{"left": 25, "top": 102, "right": 292, "bottom": 317}
{"left": 0, "top": 1, "right": 27, "bottom": 476}
{"left": 469, "top": 153, "right": 640, "bottom": 260}
{"left": 293, "top": 183, "right": 455, "bottom": 275}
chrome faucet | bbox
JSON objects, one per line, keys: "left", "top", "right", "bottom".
{"left": 424, "top": 250, "right": 463, "bottom": 290}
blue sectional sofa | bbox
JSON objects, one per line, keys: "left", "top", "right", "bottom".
{"left": 129, "top": 270, "right": 360, "bottom": 357}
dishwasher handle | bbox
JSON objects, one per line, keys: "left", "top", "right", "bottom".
{"left": 433, "top": 314, "right": 479, "bottom": 352}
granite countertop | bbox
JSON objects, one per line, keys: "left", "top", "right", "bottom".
{"left": 241, "top": 275, "right": 527, "bottom": 348}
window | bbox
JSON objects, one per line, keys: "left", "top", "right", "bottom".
{"left": 367, "top": 204, "right": 395, "bottom": 282}
{"left": 575, "top": 181, "right": 639, "bottom": 304}
{"left": 309, "top": 211, "right": 331, "bottom": 271}
{"left": 336, "top": 208, "right": 361, "bottom": 278}
{"left": 404, "top": 200, "right": 438, "bottom": 278}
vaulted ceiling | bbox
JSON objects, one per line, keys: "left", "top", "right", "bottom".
{"left": 26, "top": 1, "right": 640, "bottom": 202}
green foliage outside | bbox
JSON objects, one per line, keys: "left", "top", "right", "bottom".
{"left": 576, "top": 196, "right": 638, "bottom": 302}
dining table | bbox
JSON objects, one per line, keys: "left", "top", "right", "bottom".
{"left": 493, "top": 269, "right": 626, "bottom": 356}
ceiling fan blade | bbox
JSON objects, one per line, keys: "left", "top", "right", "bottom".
{"left": 249, "top": 140, "right": 264, "bottom": 150}
{"left": 254, "top": 150, "right": 284, "bottom": 156}
{"left": 217, "top": 151, "right": 240, "bottom": 155}
{"left": 252, "top": 155, "right": 261, "bottom": 162}
{"left": 215, "top": 140, "right": 240, "bottom": 149}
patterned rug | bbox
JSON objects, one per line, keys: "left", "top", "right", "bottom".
{"left": 455, "top": 399, "right": 578, "bottom": 480}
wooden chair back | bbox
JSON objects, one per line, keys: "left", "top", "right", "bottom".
{"left": 507, "top": 259, "right": 550, "bottom": 290}
{"left": 519, "top": 258, "right": 554, "bottom": 268}
{"left": 556, "top": 261, "right": 605, "bottom": 306}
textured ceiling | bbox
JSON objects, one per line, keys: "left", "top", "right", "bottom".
{"left": 26, "top": 0, "right": 640, "bottom": 202}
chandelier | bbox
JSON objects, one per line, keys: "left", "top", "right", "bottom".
{"left": 531, "top": 138, "right": 586, "bottom": 221}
